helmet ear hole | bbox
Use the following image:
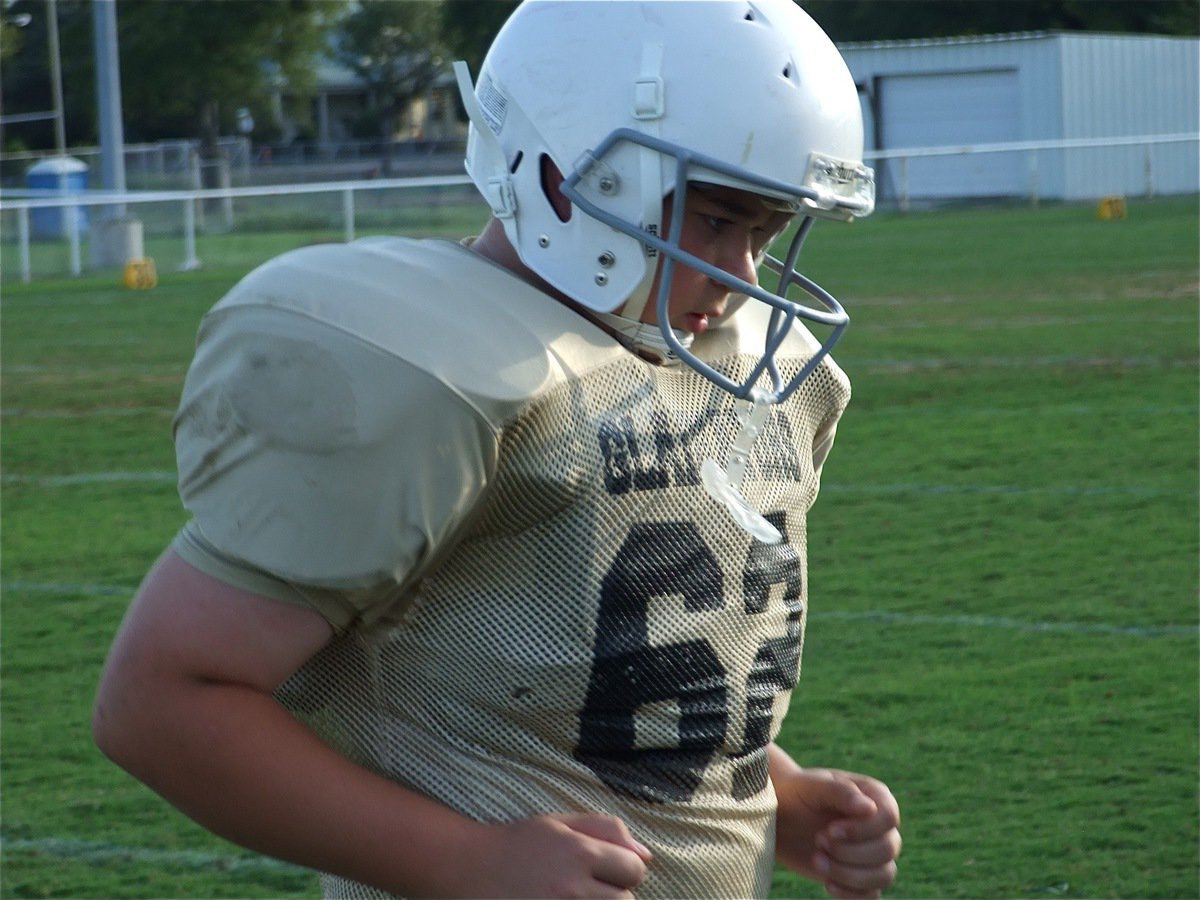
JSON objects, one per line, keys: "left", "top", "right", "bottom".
{"left": 539, "top": 153, "right": 573, "bottom": 224}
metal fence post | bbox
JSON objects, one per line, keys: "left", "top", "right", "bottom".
{"left": 19, "top": 206, "right": 31, "bottom": 283}
{"left": 343, "top": 187, "right": 355, "bottom": 243}
{"left": 67, "top": 198, "right": 81, "bottom": 276}
{"left": 1028, "top": 148, "right": 1040, "bottom": 208}
{"left": 182, "top": 197, "right": 201, "bottom": 270}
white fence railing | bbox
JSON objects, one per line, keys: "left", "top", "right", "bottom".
{"left": 865, "top": 132, "right": 1199, "bottom": 211}
{"left": 3, "top": 133, "right": 1197, "bottom": 283}
{"left": 1, "top": 136, "right": 254, "bottom": 181}
{"left": 2, "top": 174, "right": 475, "bottom": 283}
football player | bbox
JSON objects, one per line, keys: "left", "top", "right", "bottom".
{"left": 93, "top": 1, "right": 901, "bottom": 897}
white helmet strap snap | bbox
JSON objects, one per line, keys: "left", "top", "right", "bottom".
{"left": 454, "top": 61, "right": 517, "bottom": 219}
{"left": 620, "top": 42, "right": 666, "bottom": 326}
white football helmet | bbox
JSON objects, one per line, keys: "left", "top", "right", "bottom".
{"left": 455, "top": 0, "right": 873, "bottom": 404}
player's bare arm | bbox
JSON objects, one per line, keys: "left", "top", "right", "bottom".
{"left": 769, "top": 744, "right": 902, "bottom": 898}
{"left": 92, "top": 550, "right": 648, "bottom": 898}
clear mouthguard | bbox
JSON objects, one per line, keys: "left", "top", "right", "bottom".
{"left": 701, "top": 390, "right": 783, "bottom": 544}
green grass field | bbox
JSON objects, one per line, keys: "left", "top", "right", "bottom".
{"left": 2, "top": 195, "right": 1197, "bottom": 898}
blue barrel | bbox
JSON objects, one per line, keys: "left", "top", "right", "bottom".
{"left": 27, "top": 156, "right": 89, "bottom": 238}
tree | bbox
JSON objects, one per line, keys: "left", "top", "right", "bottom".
{"left": 1, "top": 0, "right": 94, "bottom": 152}
{"left": 1, "top": 1, "right": 32, "bottom": 67}
{"left": 2, "top": 0, "right": 336, "bottom": 156}
{"left": 331, "top": 0, "right": 447, "bottom": 169}
{"left": 440, "top": 0, "right": 519, "bottom": 77}
{"left": 116, "top": 0, "right": 334, "bottom": 164}
{"left": 800, "top": 0, "right": 1199, "bottom": 43}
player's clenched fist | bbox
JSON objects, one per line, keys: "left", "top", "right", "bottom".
{"left": 770, "top": 754, "right": 902, "bottom": 899}
{"left": 458, "top": 813, "right": 652, "bottom": 899}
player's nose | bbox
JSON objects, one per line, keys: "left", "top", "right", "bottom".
{"left": 713, "top": 232, "right": 759, "bottom": 289}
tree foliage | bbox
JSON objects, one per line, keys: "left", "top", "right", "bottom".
{"left": 1, "top": 0, "right": 94, "bottom": 151}
{"left": 2, "top": 0, "right": 1195, "bottom": 156}
{"left": 331, "top": 0, "right": 447, "bottom": 140}
{"left": 1, "top": 1, "right": 31, "bottom": 67}
{"left": 440, "top": 0, "right": 519, "bottom": 77}
{"left": 0, "top": 0, "right": 333, "bottom": 153}
{"left": 117, "top": 0, "right": 333, "bottom": 154}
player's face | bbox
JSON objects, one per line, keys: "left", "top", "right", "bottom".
{"left": 640, "top": 184, "right": 794, "bottom": 335}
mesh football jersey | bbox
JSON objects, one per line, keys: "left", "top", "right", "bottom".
{"left": 172, "top": 237, "right": 851, "bottom": 898}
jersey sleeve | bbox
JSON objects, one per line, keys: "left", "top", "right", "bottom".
{"left": 172, "top": 285, "right": 498, "bottom": 631}
{"left": 811, "top": 402, "right": 845, "bottom": 479}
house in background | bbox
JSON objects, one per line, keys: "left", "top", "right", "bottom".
{"left": 259, "top": 30, "right": 1199, "bottom": 196}
{"left": 837, "top": 31, "right": 1199, "bottom": 203}
{"left": 268, "top": 57, "right": 463, "bottom": 153}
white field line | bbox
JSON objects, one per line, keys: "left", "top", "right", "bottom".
{"left": 0, "top": 406, "right": 174, "bottom": 418}
{"left": 852, "top": 313, "right": 1196, "bottom": 331}
{"left": 820, "top": 483, "right": 1189, "bottom": 497}
{"left": 853, "top": 402, "right": 1195, "bottom": 418}
{"left": 2, "top": 364, "right": 181, "bottom": 377}
{"left": 813, "top": 609, "right": 1196, "bottom": 638}
{"left": 847, "top": 355, "right": 1194, "bottom": 372}
{"left": 3, "top": 402, "right": 1194, "bottom": 421}
{"left": 0, "top": 833, "right": 306, "bottom": 875}
{"left": 2, "top": 470, "right": 1188, "bottom": 498}
{"left": 4, "top": 580, "right": 1194, "bottom": 638}
{"left": 849, "top": 286, "right": 1199, "bottom": 307}
{"left": 3, "top": 351, "right": 1195, "bottom": 383}
{"left": 2, "top": 471, "right": 176, "bottom": 487}
{"left": 3, "top": 581, "right": 134, "bottom": 596}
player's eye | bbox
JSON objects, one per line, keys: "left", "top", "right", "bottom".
{"left": 751, "top": 227, "right": 776, "bottom": 252}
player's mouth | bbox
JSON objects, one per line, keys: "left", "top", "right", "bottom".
{"left": 685, "top": 308, "right": 725, "bottom": 334}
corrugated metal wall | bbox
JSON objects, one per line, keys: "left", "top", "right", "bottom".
{"left": 836, "top": 33, "right": 1198, "bottom": 203}
{"left": 1057, "top": 34, "right": 1199, "bottom": 198}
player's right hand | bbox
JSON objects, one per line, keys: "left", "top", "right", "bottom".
{"left": 459, "top": 812, "right": 652, "bottom": 898}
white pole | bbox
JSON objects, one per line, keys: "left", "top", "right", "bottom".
{"left": 342, "top": 188, "right": 355, "bottom": 243}
{"left": 19, "top": 207, "right": 32, "bottom": 284}
{"left": 67, "top": 199, "right": 81, "bottom": 275}
{"left": 182, "top": 198, "right": 201, "bottom": 270}
{"left": 92, "top": 0, "right": 127, "bottom": 217}
{"left": 46, "top": 0, "right": 72, "bottom": 247}
{"left": 46, "top": 0, "right": 66, "bottom": 157}
{"left": 1028, "top": 149, "right": 1040, "bottom": 208}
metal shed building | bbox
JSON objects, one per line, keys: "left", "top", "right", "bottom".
{"left": 836, "top": 32, "right": 1199, "bottom": 204}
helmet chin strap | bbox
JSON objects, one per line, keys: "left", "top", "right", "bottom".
{"left": 452, "top": 61, "right": 516, "bottom": 220}
{"left": 593, "top": 309, "right": 693, "bottom": 366}
{"left": 594, "top": 41, "right": 676, "bottom": 364}
{"left": 619, "top": 41, "right": 666, "bottom": 328}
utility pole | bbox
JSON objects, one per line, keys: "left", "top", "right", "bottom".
{"left": 91, "top": 0, "right": 143, "bottom": 269}
{"left": 92, "top": 0, "right": 127, "bottom": 210}
{"left": 46, "top": 0, "right": 66, "bottom": 157}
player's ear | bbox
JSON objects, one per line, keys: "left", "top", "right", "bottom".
{"left": 540, "top": 154, "right": 572, "bottom": 223}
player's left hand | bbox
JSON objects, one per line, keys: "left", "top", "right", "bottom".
{"left": 771, "top": 755, "right": 901, "bottom": 898}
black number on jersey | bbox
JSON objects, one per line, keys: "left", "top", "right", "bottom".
{"left": 574, "top": 514, "right": 803, "bottom": 803}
